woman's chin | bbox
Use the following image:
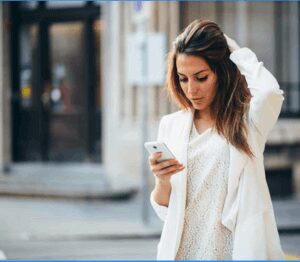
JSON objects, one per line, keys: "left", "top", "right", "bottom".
{"left": 192, "top": 103, "right": 207, "bottom": 111}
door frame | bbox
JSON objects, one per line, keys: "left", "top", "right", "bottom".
{"left": 10, "top": 2, "right": 101, "bottom": 161}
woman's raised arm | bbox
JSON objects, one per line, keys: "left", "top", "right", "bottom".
{"left": 226, "top": 34, "right": 284, "bottom": 141}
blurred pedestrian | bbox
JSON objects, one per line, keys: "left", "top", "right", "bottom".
{"left": 148, "top": 19, "right": 284, "bottom": 260}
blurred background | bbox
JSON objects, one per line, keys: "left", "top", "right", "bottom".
{"left": 0, "top": 1, "right": 299, "bottom": 260}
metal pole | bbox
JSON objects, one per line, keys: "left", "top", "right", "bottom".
{"left": 140, "top": 23, "right": 150, "bottom": 225}
{"left": 133, "top": 1, "right": 151, "bottom": 225}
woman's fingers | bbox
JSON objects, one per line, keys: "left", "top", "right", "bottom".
{"left": 156, "top": 158, "right": 180, "bottom": 169}
{"left": 149, "top": 153, "right": 179, "bottom": 166}
{"left": 151, "top": 158, "right": 181, "bottom": 172}
{"left": 148, "top": 153, "right": 185, "bottom": 178}
{"left": 155, "top": 164, "right": 185, "bottom": 177}
{"left": 149, "top": 152, "right": 162, "bottom": 165}
{"left": 224, "top": 33, "right": 230, "bottom": 42}
{"left": 223, "top": 33, "right": 240, "bottom": 52}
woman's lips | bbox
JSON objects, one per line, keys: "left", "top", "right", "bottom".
{"left": 191, "top": 97, "right": 204, "bottom": 101}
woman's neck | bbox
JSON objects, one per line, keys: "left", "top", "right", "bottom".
{"left": 194, "top": 109, "right": 213, "bottom": 123}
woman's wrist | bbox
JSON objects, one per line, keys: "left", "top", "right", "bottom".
{"left": 231, "top": 45, "right": 241, "bottom": 52}
{"left": 224, "top": 33, "right": 241, "bottom": 52}
{"left": 155, "top": 176, "right": 171, "bottom": 186}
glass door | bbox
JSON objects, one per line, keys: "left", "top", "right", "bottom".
{"left": 48, "top": 22, "right": 87, "bottom": 161}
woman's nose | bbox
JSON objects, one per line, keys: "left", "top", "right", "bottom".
{"left": 187, "top": 81, "right": 198, "bottom": 95}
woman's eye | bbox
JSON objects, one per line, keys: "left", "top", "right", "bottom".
{"left": 197, "top": 76, "right": 208, "bottom": 82}
{"left": 179, "top": 78, "right": 188, "bottom": 83}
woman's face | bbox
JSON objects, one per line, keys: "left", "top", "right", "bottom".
{"left": 176, "top": 54, "right": 218, "bottom": 112}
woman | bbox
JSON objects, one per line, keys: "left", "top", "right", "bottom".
{"left": 148, "top": 19, "right": 284, "bottom": 260}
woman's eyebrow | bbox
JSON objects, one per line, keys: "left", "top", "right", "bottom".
{"left": 177, "top": 69, "right": 209, "bottom": 76}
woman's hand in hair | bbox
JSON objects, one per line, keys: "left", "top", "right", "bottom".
{"left": 149, "top": 152, "right": 185, "bottom": 184}
{"left": 224, "top": 34, "right": 241, "bottom": 53}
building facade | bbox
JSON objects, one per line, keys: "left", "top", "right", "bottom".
{"left": 0, "top": 2, "right": 299, "bottom": 198}
{"left": 101, "top": 1, "right": 300, "bottom": 198}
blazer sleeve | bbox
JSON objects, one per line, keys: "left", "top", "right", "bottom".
{"left": 229, "top": 48, "right": 284, "bottom": 140}
{"left": 149, "top": 116, "right": 169, "bottom": 222}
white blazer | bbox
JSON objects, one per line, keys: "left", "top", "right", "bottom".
{"left": 150, "top": 48, "right": 285, "bottom": 260}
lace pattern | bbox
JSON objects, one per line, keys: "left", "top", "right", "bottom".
{"left": 175, "top": 124, "right": 233, "bottom": 260}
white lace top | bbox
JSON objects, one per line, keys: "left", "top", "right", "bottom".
{"left": 175, "top": 123, "right": 233, "bottom": 260}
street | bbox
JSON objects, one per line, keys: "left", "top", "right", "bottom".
{"left": 0, "top": 239, "right": 158, "bottom": 260}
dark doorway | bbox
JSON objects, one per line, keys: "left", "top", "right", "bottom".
{"left": 11, "top": 2, "right": 101, "bottom": 162}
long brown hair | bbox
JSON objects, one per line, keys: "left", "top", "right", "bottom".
{"left": 167, "top": 19, "right": 254, "bottom": 158}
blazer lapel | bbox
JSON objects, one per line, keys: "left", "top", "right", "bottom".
{"left": 159, "top": 110, "right": 194, "bottom": 259}
{"left": 222, "top": 144, "right": 248, "bottom": 231}
{"left": 172, "top": 109, "right": 194, "bottom": 255}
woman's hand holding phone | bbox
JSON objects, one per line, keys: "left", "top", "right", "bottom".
{"left": 148, "top": 152, "right": 185, "bottom": 184}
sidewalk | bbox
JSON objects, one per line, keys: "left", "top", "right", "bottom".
{"left": 0, "top": 195, "right": 162, "bottom": 242}
{"left": 0, "top": 163, "right": 137, "bottom": 199}
{"left": 0, "top": 163, "right": 161, "bottom": 239}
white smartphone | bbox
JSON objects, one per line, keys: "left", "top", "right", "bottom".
{"left": 144, "top": 141, "right": 176, "bottom": 162}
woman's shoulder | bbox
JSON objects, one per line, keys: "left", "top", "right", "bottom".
{"left": 160, "top": 109, "right": 190, "bottom": 123}
{"left": 157, "top": 110, "right": 190, "bottom": 141}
